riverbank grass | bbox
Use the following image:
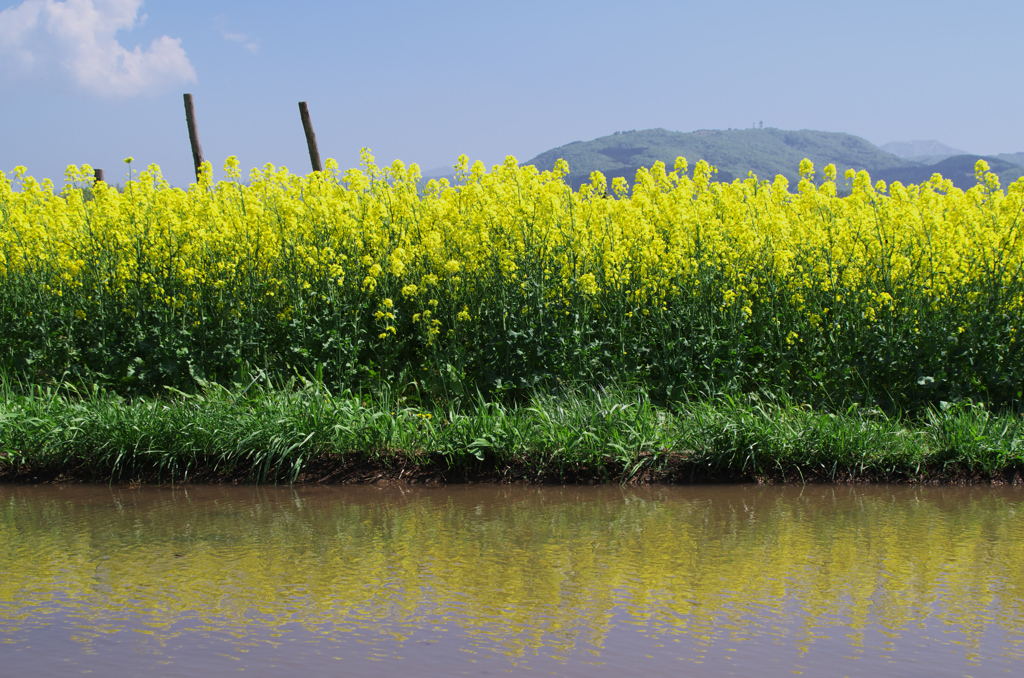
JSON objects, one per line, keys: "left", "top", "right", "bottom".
{"left": 1, "top": 380, "right": 1021, "bottom": 484}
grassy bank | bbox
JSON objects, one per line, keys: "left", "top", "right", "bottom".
{"left": 1, "top": 380, "right": 1021, "bottom": 484}
{"left": 4, "top": 158, "right": 1023, "bottom": 484}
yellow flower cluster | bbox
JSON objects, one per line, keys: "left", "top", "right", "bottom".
{"left": 1, "top": 154, "right": 1022, "bottom": 333}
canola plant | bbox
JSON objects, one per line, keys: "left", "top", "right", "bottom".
{"left": 0, "top": 152, "right": 1021, "bottom": 412}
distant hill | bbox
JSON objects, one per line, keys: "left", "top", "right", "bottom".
{"left": 883, "top": 142, "right": 1024, "bottom": 171}
{"left": 420, "top": 165, "right": 455, "bottom": 181}
{"left": 524, "top": 128, "right": 1023, "bottom": 191}
{"left": 871, "top": 155, "right": 1024, "bottom": 187}
{"left": 880, "top": 140, "right": 966, "bottom": 164}
{"left": 995, "top": 152, "right": 1024, "bottom": 167}
{"left": 901, "top": 155, "right": 960, "bottom": 166}
{"left": 525, "top": 128, "right": 909, "bottom": 190}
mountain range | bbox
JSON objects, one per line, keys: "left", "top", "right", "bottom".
{"left": 514, "top": 128, "right": 1024, "bottom": 192}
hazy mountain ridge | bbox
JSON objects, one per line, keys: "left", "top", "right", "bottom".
{"left": 872, "top": 155, "right": 1024, "bottom": 188}
{"left": 880, "top": 141, "right": 1024, "bottom": 172}
{"left": 995, "top": 152, "right": 1024, "bottom": 166}
{"left": 881, "top": 140, "right": 966, "bottom": 161}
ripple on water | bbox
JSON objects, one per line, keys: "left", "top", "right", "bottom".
{"left": 1, "top": 483, "right": 1022, "bottom": 676}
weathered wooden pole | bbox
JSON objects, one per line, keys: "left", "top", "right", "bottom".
{"left": 183, "top": 93, "right": 205, "bottom": 181}
{"left": 93, "top": 168, "right": 104, "bottom": 183}
{"left": 298, "top": 101, "right": 323, "bottom": 172}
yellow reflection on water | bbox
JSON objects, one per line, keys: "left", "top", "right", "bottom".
{"left": 1, "top": 484, "right": 1023, "bottom": 672}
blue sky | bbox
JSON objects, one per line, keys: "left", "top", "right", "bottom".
{"left": 2, "top": 0, "right": 1022, "bottom": 188}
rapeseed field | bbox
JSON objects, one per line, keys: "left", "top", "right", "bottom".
{"left": 2, "top": 153, "right": 1021, "bottom": 414}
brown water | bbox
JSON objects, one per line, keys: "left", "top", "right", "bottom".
{"left": 1, "top": 483, "right": 1022, "bottom": 677}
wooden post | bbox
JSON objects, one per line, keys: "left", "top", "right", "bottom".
{"left": 183, "top": 93, "right": 205, "bottom": 181}
{"left": 298, "top": 101, "right": 323, "bottom": 172}
{"left": 94, "top": 168, "right": 104, "bottom": 183}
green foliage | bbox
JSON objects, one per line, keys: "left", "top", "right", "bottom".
{"left": 2, "top": 380, "right": 1021, "bottom": 484}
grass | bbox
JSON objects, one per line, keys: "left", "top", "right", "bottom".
{"left": 1, "top": 376, "right": 1021, "bottom": 485}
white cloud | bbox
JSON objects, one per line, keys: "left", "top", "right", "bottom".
{"left": 0, "top": 0, "right": 196, "bottom": 96}
{"left": 221, "top": 30, "right": 257, "bottom": 54}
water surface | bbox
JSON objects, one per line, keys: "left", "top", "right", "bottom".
{"left": 2, "top": 483, "right": 1022, "bottom": 676}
